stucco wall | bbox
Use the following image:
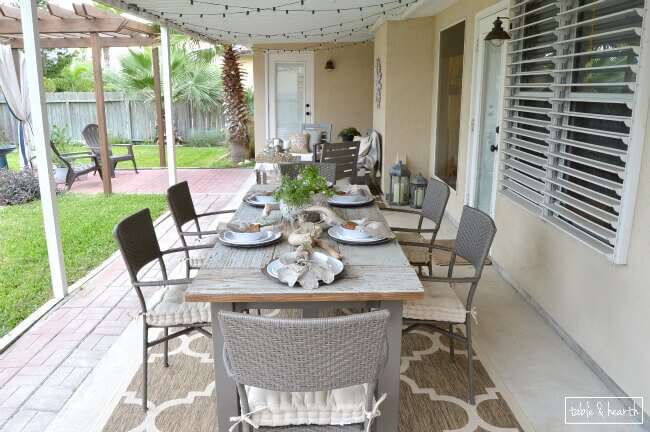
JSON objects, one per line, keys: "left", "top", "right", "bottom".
{"left": 427, "top": 0, "right": 650, "bottom": 407}
{"left": 251, "top": 43, "right": 374, "bottom": 153}
{"left": 373, "top": 18, "right": 435, "bottom": 191}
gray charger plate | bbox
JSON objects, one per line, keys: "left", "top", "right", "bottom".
{"left": 327, "top": 231, "right": 393, "bottom": 246}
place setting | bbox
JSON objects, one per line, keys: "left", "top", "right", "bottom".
{"left": 215, "top": 221, "right": 282, "bottom": 248}
{"left": 327, "top": 185, "right": 375, "bottom": 207}
{"left": 243, "top": 190, "right": 277, "bottom": 208}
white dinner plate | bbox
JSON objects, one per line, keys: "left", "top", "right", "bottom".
{"left": 327, "top": 193, "right": 374, "bottom": 207}
{"left": 218, "top": 230, "right": 282, "bottom": 247}
{"left": 328, "top": 225, "right": 387, "bottom": 244}
{"left": 266, "top": 252, "right": 344, "bottom": 280}
{"left": 244, "top": 194, "right": 277, "bottom": 207}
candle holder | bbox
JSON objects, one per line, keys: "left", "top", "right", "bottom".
{"left": 389, "top": 160, "right": 410, "bottom": 206}
{"left": 410, "top": 173, "right": 428, "bottom": 209}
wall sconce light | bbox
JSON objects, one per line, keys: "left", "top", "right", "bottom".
{"left": 484, "top": 17, "right": 511, "bottom": 47}
{"left": 325, "top": 59, "right": 335, "bottom": 70}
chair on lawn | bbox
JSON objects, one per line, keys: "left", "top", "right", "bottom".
{"left": 114, "top": 208, "right": 212, "bottom": 411}
{"left": 279, "top": 161, "right": 337, "bottom": 184}
{"left": 166, "top": 181, "right": 236, "bottom": 276}
{"left": 49, "top": 140, "right": 101, "bottom": 190}
{"left": 401, "top": 205, "right": 496, "bottom": 405}
{"left": 316, "top": 142, "right": 360, "bottom": 184}
{"left": 382, "top": 177, "right": 450, "bottom": 276}
{"left": 218, "top": 309, "right": 390, "bottom": 431}
{"left": 82, "top": 124, "right": 138, "bottom": 176}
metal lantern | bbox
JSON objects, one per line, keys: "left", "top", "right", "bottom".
{"left": 410, "top": 173, "right": 428, "bottom": 209}
{"left": 389, "top": 160, "right": 410, "bottom": 206}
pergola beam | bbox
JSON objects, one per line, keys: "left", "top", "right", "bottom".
{"left": 19, "top": 0, "right": 68, "bottom": 298}
{"left": 6, "top": 36, "right": 159, "bottom": 49}
{"left": 152, "top": 47, "right": 166, "bottom": 167}
{"left": 90, "top": 34, "right": 112, "bottom": 195}
{"left": 160, "top": 25, "right": 176, "bottom": 186}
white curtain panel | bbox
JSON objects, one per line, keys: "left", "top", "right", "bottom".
{"left": 0, "top": 44, "right": 32, "bottom": 167}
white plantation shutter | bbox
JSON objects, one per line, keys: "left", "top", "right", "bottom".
{"left": 501, "top": 0, "right": 649, "bottom": 263}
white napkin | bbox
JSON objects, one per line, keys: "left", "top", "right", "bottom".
{"left": 276, "top": 246, "right": 336, "bottom": 290}
{"left": 347, "top": 218, "right": 395, "bottom": 239}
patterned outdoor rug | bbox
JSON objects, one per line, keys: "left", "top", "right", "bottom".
{"left": 102, "top": 326, "right": 523, "bottom": 432}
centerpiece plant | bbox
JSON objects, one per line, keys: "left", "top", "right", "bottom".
{"left": 274, "top": 165, "right": 333, "bottom": 219}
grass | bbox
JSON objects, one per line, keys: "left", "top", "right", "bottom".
{"left": 5, "top": 144, "right": 250, "bottom": 171}
{"left": 0, "top": 193, "right": 167, "bottom": 337}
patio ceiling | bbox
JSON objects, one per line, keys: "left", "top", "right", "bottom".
{"left": 97, "top": 0, "right": 458, "bottom": 45}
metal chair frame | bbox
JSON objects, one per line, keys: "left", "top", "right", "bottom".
{"left": 113, "top": 208, "right": 212, "bottom": 411}
{"left": 400, "top": 205, "right": 496, "bottom": 405}
{"left": 166, "top": 181, "right": 236, "bottom": 277}
{"left": 316, "top": 142, "right": 360, "bottom": 183}
{"left": 381, "top": 178, "right": 451, "bottom": 275}
{"left": 218, "top": 310, "right": 390, "bottom": 432}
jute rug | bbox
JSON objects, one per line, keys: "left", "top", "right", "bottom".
{"left": 102, "top": 326, "right": 522, "bottom": 432}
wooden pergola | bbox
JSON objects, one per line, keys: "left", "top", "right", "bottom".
{"left": 0, "top": 2, "right": 166, "bottom": 194}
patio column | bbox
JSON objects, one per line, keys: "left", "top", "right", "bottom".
{"left": 152, "top": 47, "right": 166, "bottom": 167}
{"left": 90, "top": 34, "right": 112, "bottom": 195}
{"left": 160, "top": 26, "right": 176, "bottom": 186}
{"left": 19, "top": 0, "right": 68, "bottom": 298}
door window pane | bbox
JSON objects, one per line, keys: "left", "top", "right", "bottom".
{"left": 275, "top": 62, "right": 305, "bottom": 140}
{"left": 435, "top": 21, "right": 465, "bottom": 189}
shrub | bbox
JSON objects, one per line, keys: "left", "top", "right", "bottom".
{"left": 0, "top": 169, "right": 41, "bottom": 206}
{"left": 109, "top": 134, "right": 131, "bottom": 145}
{"left": 184, "top": 130, "right": 228, "bottom": 147}
{"left": 50, "top": 125, "right": 78, "bottom": 153}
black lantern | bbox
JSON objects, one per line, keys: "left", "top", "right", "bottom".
{"left": 410, "top": 173, "right": 428, "bottom": 209}
{"left": 389, "top": 160, "right": 410, "bottom": 206}
{"left": 484, "top": 17, "right": 511, "bottom": 47}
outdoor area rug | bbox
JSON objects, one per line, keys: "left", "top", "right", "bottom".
{"left": 101, "top": 325, "right": 523, "bottom": 432}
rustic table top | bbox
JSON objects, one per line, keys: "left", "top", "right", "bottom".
{"left": 186, "top": 185, "right": 424, "bottom": 303}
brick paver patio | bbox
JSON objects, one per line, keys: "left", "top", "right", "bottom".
{"left": 0, "top": 170, "right": 254, "bottom": 431}
{"left": 70, "top": 168, "right": 253, "bottom": 194}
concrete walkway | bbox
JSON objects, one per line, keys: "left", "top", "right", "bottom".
{"left": 0, "top": 172, "right": 254, "bottom": 432}
{"left": 69, "top": 168, "right": 253, "bottom": 194}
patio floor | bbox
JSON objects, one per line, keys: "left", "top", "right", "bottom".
{"left": 69, "top": 168, "right": 253, "bottom": 195}
{"left": 0, "top": 171, "right": 255, "bottom": 432}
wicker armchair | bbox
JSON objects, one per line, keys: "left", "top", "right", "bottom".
{"left": 218, "top": 310, "right": 390, "bottom": 431}
{"left": 49, "top": 140, "right": 101, "bottom": 190}
{"left": 381, "top": 177, "right": 450, "bottom": 275}
{"left": 113, "top": 208, "right": 212, "bottom": 411}
{"left": 401, "top": 205, "right": 496, "bottom": 405}
{"left": 279, "top": 162, "right": 337, "bottom": 184}
{"left": 166, "top": 181, "right": 235, "bottom": 277}
{"left": 82, "top": 123, "right": 138, "bottom": 176}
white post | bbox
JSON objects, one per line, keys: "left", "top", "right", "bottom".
{"left": 20, "top": 0, "right": 68, "bottom": 298}
{"left": 160, "top": 26, "right": 176, "bottom": 185}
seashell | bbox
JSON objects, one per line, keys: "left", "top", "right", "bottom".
{"left": 304, "top": 206, "right": 345, "bottom": 226}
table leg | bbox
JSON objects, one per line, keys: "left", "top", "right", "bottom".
{"left": 211, "top": 303, "right": 237, "bottom": 432}
{"left": 376, "top": 301, "right": 402, "bottom": 432}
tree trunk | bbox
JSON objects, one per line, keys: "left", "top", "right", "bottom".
{"left": 221, "top": 45, "right": 250, "bottom": 163}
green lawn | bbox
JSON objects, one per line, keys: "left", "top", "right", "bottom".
{"left": 0, "top": 194, "right": 167, "bottom": 337}
{"left": 6, "top": 144, "right": 244, "bottom": 171}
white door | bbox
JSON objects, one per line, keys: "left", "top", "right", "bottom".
{"left": 469, "top": 7, "right": 506, "bottom": 216}
{"left": 267, "top": 52, "right": 314, "bottom": 141}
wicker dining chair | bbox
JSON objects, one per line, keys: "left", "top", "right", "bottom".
{"left": 401, "top": 205, "right": 496, "bottom": 405}
{"left": 218, "top": 310, "right": 390, "bottom": 432}
{"left": 279, "top": 161, "right": 337, "bottom": 184}
{"left": 114, "top": 208, "right": 212, "bottom": 411}
{"left": 316, "top": 142, "right": 360, "bottom": 183}
{"left": 382, "top": 177, "right": 450, "bottom": 276}
{"left": 82, "top": 123, "right": 138, "bottom": 175}
{"left": 166, "top": 181, "right": 236, "bottom": 277}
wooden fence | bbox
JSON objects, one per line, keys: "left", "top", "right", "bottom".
{"left": 0, "top": 92, "right": 225, "bottom": 144}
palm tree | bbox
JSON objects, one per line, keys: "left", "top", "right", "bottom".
{"left": 222, "top": 45, "right": 250, "bottom": 162}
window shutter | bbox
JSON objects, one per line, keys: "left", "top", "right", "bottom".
{"left": 501, "top": 0, "right": 649, "bottom": 262}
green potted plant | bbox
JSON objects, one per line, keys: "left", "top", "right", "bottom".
{"left": 274, "top": 165, "right": 333, "bottom": 220}
{"left": 337, "top": 127, "right": 360, "bottom": 142}
{"left": 50, "top": 126, "right": 76, "bottom": 183}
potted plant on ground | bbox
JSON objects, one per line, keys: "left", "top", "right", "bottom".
{"left": 50, "top": 126, "right": 75, "bottom": 184}
{"left": 274, "top": 165, "right": 333, "bottom": 221}
{"left": 337, "top": 127, "right": 360, "bottom": 142}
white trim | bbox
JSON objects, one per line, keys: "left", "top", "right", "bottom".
{"left": 161, "top": 26, "right": 176, "bottom": 186}
{"left": 20, "top": 0, "right": 68, "bottom": 299}
{"left": 265, "top": 51, "right": 315, "bottom": 141}
{"left": 466, "top": 2, "right": 508, "bottom": 217}
{"left": 612, "top": 2, "right": 650, "bottom": 265}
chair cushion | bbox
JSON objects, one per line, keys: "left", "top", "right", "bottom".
{"left": 246, "top": 384, "right": 367, "bottom": 427}
{"left": 145, "top": 284, "right": 210, "bottom": 326}
{"left": 395, "top": 231, "right": 429, "bottom": 264}
{"left": 403, "top": 281, "right": 467, "bottom": 323}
